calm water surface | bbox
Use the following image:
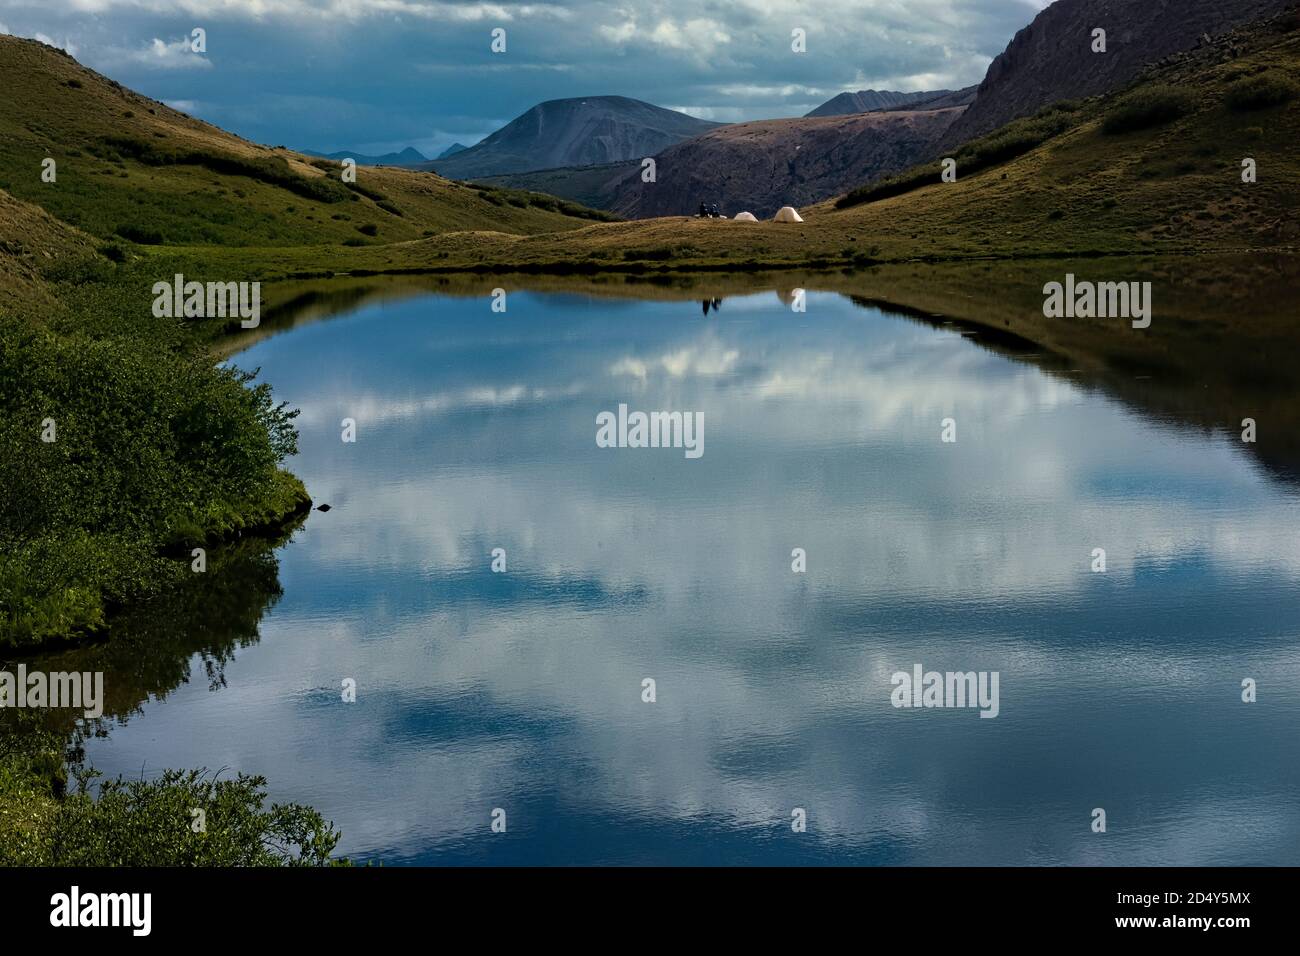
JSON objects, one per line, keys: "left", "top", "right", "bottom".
{"left": 76, "top": 287, "right": 1300, "bottom": 864}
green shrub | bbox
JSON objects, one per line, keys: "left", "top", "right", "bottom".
{"left": 1225, "top": 70, "right": 1299, "bottom": 111}
{"left": 44, "top": 769, "right": 343, "bottom": 866}
{"left": 0, "top": 318, "right": 300, "bottom": 648}
{"left": 1, "top": 718, "right": 341, "bottom": 866}
{"left": 115, "top": 223, "right": 164, "bottom": 244}
{"left": 342, "top": 179, "right": 388, "bottom": 202}
{"left": 1102, "top": 85, "right": 1196, "bottom": 134}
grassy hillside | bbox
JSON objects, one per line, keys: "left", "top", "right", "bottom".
{"left": 0, "top": 35, "right": 611, "bottom": 251}
{"left": 0, "top": 187, "right": 98, "bottom": 314}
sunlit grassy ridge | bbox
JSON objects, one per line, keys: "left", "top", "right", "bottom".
{"left": 0, "top": 35, "right": 610, "bottom": 251}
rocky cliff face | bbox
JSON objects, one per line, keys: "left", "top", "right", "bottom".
{"left": 612, "top": 107, "right": 965, "bottom": 219}
{"left": 942, "top": 0, "right": 1296, "bottom": 147}
{"left": 424, "top": 96, "right": 720, "bottom": 178}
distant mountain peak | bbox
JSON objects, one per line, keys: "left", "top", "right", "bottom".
{"left": 805, "top": 89, "right": 955, "bottom": 117}
{"left": 301, "top": 145, "right": 428, "bottom": 166}
{"left": 424, "top": 96, "right": 721, "bottom": 179}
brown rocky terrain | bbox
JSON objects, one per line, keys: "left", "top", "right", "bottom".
{"left": 611, "top": 107, "right": 965, "bottom": 219}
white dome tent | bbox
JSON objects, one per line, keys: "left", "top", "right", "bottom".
{"left": 772, "top": 206, "right": 804, "bottom": 223}
{"left": 733, "top": 211, "right": 758, "bottom": 222}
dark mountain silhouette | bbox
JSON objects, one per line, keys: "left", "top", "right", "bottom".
{"left": 301, "top": 145, "right": 427, "bottom": 166}
{"left": 436, "top": 142, "right": 468, "bottom": 158}
{"left": 421, "top": 96, "right": 721, "bottom": 178}
{"left": 806, "top": 88, "right": 956, "bottom": 117}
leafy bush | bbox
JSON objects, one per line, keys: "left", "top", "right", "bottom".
{"left": 115, "top": 223, "right": 164, "bottom": 244}
{"left": 0, "top": 318, "right": 301, "bottom": 648}
{"left": 342, "top": 179, "right": 388, "bottom": 203}
{"left": 1102, "top": 85, "right": 1196, "bottom": 134}
{"left": 0, "top": 725, "right": 342, "bottom": 866}
{"left": 47, "top": 769, "right": 343, "bottom": 866}
{"left": 1225, "top": 70, "right": 1299, "bottom": 111}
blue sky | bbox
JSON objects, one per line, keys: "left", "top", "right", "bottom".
{"left": 0, "top": 1, "right": 1049, "bottom": 156}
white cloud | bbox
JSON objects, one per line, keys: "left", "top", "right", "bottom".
{"left": 597, "top": 18, "right": 636, "bottom": 44}
{"left": 41, "top": 1, "right": 572, "bottom": 23}
{"left": 598, "top": 14, "right": 731, "bottom": 57}
{"left": 88, "top": 35, "right": 213, "bottom": 70}
{"left": 664, "top": 104, "right": 750, "bottom": 122}
{"left": 133, "top": 35, "right": 212, "bottom": 68}
{"left": 32, "top": 31, "right": 79, "bottom": 56}
{"left": 714, "top": 82, "right": 827, "bottom": 99}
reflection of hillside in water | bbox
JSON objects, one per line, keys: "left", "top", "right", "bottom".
{"left": 226, "top": 253, "right": 1300, "bottom": 486}
{"left": 841, "top": 254, "right": 1300, "bottom": 487}
{"left": 2, "top": 527, "right": 301, "bottom": 748}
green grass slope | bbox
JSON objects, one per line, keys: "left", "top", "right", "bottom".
{"left": 0, "top": 35, "right": 612, "bottom": 252}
